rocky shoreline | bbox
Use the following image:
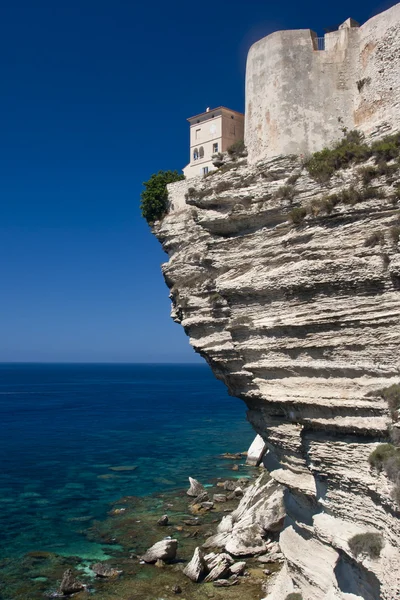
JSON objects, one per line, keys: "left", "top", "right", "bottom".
{"left": 1, "top": 448, "right": 284, "bottom": 600}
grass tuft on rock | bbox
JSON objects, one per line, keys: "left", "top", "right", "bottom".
{"left": 368, "top": 444, "right": 399, "bottom": 470}
{"left": 380, "top": 383, "right": 400, "bottom": 418}
{"left": 288, "top": 207, "right": 307, "bottom": 225}
{"left": 274, "top": 185, "right": 295, "bottom": 201}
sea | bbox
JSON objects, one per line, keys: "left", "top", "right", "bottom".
{"left": 0, "top": 363, "right": 253, "bottom": 565}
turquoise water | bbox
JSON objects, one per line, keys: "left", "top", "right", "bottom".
{"left": 0, "top": 363, "right": 253, "bottom": 561}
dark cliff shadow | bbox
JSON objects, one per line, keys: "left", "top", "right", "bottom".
{"left": 334, "top": 550, "right": 381, "bottom": 600}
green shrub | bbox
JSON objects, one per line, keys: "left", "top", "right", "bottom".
{"left": 364, "top": 231, "right": 385, "bottom": 247}
{"left": 140, "top": 170, "right": 185, "bottom": 224}
{"left": 359, "top": 165, "right": 378, "bottom": 185}
{"left": 381, "top": 384, "right": 400, "bottom": 418}
{"left": 376, "top": 160, "right": 398, "bottom": 179}
{"left": 305, "top": 131, "right": 400, "bottom": 182}
{"left": 305, "top": 131, "right": 371, "bottom": 182}
{"left": 227, "top": 139, "right": 247, "bottom": 158}
{"left": 369, "top": 444, "right": 399, "bottom": 470}
{"left": 285, "top": 594, "right": 303, "bottom": 600}
{"left": 359, "top": 161, "right": 398, "bottom": 185}
{"left": 348, "top": 533, "right": 384, "bottom": 559}
{"left": 362, "top": 186, "right": 386, "bottom": 200}
{"left": 340, "top": 186, "right": 363, "bottom": 205}
{"left": 308, "top": 196, "right": 337, "bottom": 216}
{"left": 289, "top": 206, "right": 307, "bottom": 224}
{"left": 371, "top": 133, "right": 400, "bottom": 162}
{"left": 274, "top": 185, "right": 295, "bottom": 201}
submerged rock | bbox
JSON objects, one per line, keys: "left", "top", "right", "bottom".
{"left": 91, "top": 562, "right": 122, "bottom": 578}
{"left": 213, "top": 577, "right": 239, "bottom": 587}
{"left": 142, "top": 539, "right": 178, "bottom": 563}
{"left": 221, "top": 453, "right": 243, "bottom": 460}
{"left": 59, "top": 569, "right": 85, "bottom": 595}
{"left": 223, "top": 480, "right": 237, "bottom": 491}
{"left": 183, "top": 547, "right": 207, "bottom": 582}
{"left": 157, "top": 514, "right": 169, "bottom": 526}
{"left": 183, "top": 518, "right": 200, "bottom": 526}
{"left": 187, "top": 477, "right": 205, "bottom": 497}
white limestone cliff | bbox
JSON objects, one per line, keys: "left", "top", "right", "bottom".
{"left": 153, "top": 151, "right": 400, "bottom": 599}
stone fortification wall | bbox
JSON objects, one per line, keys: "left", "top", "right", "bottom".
{"left": 245, "top": 2, "right": 400, "bottom": 163}
{"left": 167, "top": 178, "right": 200, "bottom": 212}
{"left": 354, "top": 3, "right": 400, "bottom": 137}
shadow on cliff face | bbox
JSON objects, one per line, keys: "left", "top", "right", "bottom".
{"left": 334, "top": 550, "right": 381, "bottom": 600}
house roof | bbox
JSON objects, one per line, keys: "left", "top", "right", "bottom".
{"left": 187, "top": 106, "right": 244, "bottom": 122}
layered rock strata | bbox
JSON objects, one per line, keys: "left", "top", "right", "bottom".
{"left": 154, "top": 153, "right": 400, "bottom": 599}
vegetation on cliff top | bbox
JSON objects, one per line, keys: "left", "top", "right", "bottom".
{"left": 227, "top": 139, "right": 247, "bottom": 159}
{"left": 305, "top": 130, "right": 400, "bottom": 182}
{"left": 140, "top": 170, "right": 184, "bottom": 224}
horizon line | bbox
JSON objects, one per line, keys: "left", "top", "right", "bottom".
{"left": 0, "top": 361, "right": 206, "bottom": 365}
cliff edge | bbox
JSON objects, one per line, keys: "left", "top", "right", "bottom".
{"left": 153, "top": 146, "right": 400, "bottom": 598}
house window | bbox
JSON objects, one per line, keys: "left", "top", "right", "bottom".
{"left": 199, "top": 146, "right": 204, "bottom": 158}
{"left": 202, "top": 167, "right": 209, "bottom": 176}
{"left": 212, "top": 143, "right": 218, "bottom": 153}
{"left": 195, "top": 128, "right": 201, "bottom": 139}
{"left": 193, "top": 148, "right": 199, "bottom": 160}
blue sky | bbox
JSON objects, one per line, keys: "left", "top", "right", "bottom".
{"left": 0, "top": 0, "right": 396, "bottom": 362}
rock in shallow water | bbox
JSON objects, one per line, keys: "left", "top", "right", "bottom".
{"left": 157, "top": 514, "right": 169, "bottom": 526}
{"left": 141, "top": 539, "right": 178, "bottom": 563}
{"left": 230, "top": 561, "right": 246, "bottom": 575}
{"left": 190, "top": 490, "right": 209, "bottom": 504}
{"left": 204, "top": 558, "right": 231, "bottom": 582}
{"left": 183, "top": 547, "right": 207, "bottom": 582}
{"left": 59, "top": 569, "right": 85, "bottom": 595}
{"left": 187, "top": 477, "right": 205, "bottom": 497}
